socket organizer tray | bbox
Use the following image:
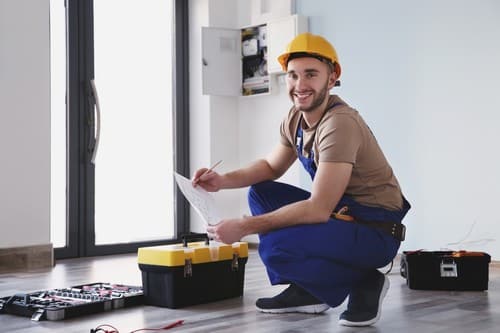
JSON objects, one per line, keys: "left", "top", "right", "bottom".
{"left": 0, "top": 282, "right": 143, "bottom": 321}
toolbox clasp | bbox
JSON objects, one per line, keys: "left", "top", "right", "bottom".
{"left": 184, "top": 258, "right": 193, "bottom": 278}
{"left": 440, "top": 258, "right": 458, "bottom": 278}
{"left": 231, "top": 253, "right": 239, "bottom": 271}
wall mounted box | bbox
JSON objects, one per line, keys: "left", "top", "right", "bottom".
{"left": 202, "top": 15, "right": 308, "bottom": 96}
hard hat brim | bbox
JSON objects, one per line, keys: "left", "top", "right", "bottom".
{"left": 277, "top": 51, "right": 341, "bottom": 78}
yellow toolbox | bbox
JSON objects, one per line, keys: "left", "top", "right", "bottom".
{"left": 137, "top": 233, "right": 248, "bottom": 308}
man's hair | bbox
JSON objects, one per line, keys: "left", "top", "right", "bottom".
{"left": 287, "top": 52, "right": 337, "bottom": 74}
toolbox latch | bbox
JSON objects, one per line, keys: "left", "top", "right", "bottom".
{"left": 232, "top": 253, "right": 239, "bottom": 271}
{"left": 184, "top": 258, "right": 193, "bottom": 278}
{"left": 440, "top": 258, "right": 458, "bottom": 278}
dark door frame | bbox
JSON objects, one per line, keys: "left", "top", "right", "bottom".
{"left": 55, "top": 0, "right": 190, "bottom": 259}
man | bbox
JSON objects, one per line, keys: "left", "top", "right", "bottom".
{"left": 192, "top": 32, "right": 410, "bottom": 327}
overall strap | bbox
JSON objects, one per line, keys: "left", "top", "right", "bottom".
{"left": 295, "top": 101, "right": 345, "bottom": 158}
{"left": 295, "top": 101, "right": 345, "bottom": 179}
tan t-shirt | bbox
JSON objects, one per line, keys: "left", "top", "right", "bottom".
{"left": 280, "top": 95, "right": 403, "bottom": 211}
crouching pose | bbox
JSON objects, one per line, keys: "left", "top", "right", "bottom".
{"left": 193, "top": 33, "right": 410, "bottom": 327}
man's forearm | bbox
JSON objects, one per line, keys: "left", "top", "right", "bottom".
{"left": 220, "top": 159, "right": 278, "bottom": 189}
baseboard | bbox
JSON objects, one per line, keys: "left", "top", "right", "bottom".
{"left": 0, "top": 244, "right": 53, "bottom": 273}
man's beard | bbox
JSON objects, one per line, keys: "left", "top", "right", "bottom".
{"left": 290, "top": 81, "right": 329, "bottom": 113}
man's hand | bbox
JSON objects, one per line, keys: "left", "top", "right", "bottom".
{"left": 192, "top": 168, "right": 222, "bottom": 192}
{"left": 206, "top": 217, "right": 248, "bottom": 244}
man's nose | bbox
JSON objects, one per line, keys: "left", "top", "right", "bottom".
{"left": 295, "top": 76, "right": 307, "bottom": 90}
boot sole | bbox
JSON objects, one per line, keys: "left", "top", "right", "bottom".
{"left": 256, "top": 303, "right": 330, "bottom": 314}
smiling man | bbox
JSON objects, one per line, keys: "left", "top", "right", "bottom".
{"left": 193, "top": 33, "right": 410, "bottom": 327}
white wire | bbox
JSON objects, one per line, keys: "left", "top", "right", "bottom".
{"left": 445, "top": 219, "right": 495, "bottom": 250}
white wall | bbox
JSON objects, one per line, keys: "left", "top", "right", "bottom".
{"left": 295, "top": 0, "right": 500, "bottom": 258}
{"left": 189, "top": 0, "right": 246, "bottom": 233}
{"left": 0, "top": 0, "right": 50, "bottom": 248}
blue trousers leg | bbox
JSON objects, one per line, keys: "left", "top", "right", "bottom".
{"left": 248, "top": 181, "right": 400, "bottom": 308}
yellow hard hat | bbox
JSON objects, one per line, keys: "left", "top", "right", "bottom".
{"left": 278, "top": 32, "right": 341, "bottom": 78}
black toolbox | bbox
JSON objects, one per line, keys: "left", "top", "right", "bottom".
{"left": 137, "top": 234, "right": 248, "bottom": 308}
{"left": 400, "top": 250, "right": 491, "bottom": 291}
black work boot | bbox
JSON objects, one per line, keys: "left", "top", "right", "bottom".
{"left": 339, "top": 270, "right": 390, "bottom": 326}
{"left": 256, "top": 284, "right": 330, "bottom": 314}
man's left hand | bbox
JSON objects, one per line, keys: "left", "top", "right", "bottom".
{"left": 206, "top": 217, "right": 247, "bottom": 244}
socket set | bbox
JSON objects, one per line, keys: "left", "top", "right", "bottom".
{"left": 0, "top": 283, "right": 143, "bottom": 321}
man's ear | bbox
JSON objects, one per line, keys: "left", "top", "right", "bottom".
{"left": 328, "top": 72, "right": 337, "bottom": 89}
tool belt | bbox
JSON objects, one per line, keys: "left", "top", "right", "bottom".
{"left": 331, "top": 207, "right": 406, "bottom": 242}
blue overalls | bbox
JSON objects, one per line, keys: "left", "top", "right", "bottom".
{"left": 248, "top": 106, "right": 411, "bottom": 307}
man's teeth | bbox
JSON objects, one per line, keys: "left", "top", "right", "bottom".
{"left": 295, "top": 93, "right": 311, "bottom": 97}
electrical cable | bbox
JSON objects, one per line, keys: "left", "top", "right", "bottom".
{"left": 90, "top": 320, "right": 184, "bottom": 333}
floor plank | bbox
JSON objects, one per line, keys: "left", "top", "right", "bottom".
{"left": 0, "top": 250, "right": 499, "bottom": 332}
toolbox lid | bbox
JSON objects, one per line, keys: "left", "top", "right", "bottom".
{"left": 137, "top": 241, "right": 248, "bottom": 267}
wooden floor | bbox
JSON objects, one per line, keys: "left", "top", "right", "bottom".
{"left": 1, "top": 249, "right": 499, "bottom": 333}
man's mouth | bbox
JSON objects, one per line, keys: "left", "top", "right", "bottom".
{"left": 294, "top": 91, "right": 313, "bottom": 102}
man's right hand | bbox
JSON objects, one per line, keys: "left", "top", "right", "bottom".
{"left": 192, "top": 168, "right": 222, "bottom": 192}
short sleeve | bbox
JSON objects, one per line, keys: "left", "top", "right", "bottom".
{"left": 280, "top": 107, "right": 300, "bottom": 148}
{"left": 279, "top": 118, "right": 293, "bottom": 147}
{"left": 317, "top": 113, "right": 362, "bottom": 164}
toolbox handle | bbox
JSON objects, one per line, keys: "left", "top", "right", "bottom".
{"left": 181, "top": 233, "right": 210, "bottom": 247}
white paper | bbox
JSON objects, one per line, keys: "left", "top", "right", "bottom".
{"left": 174, "top": 172, "right": 220, "bottom": 225}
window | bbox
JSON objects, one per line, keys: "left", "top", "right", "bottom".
{"left": 51, "top": 0, "right": 189, "bottom": 258}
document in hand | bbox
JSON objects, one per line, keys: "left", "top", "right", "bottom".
{"left": 174, "top": 172, "right": 220, "bottom": 225}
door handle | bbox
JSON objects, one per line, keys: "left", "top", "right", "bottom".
{"left": 89, "top": 79, "right": 101, "bottom": 164}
